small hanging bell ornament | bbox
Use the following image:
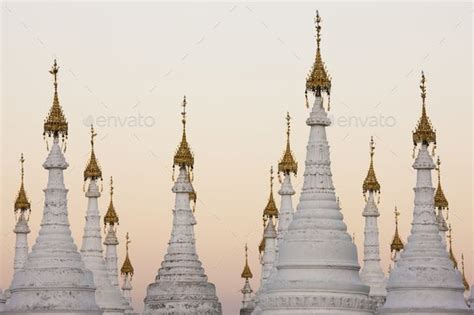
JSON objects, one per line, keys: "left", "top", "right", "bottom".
{"left": 327, "top": 94, "right": 331, "bottom": 111}
{"left": 82, "top": 181, "right": 86, "bottom": 192}
{"left": 432, "top": 143, "right": 436, "bottom": 156}
{"left": 305, "top": 90, "right": 309, "bottom": 108}
{"left": 172, "top": 165, "right": 175, "bottom": 181}
{"left": 377, "top": 192, "right": 380, "bottom": 204}
{"left": 412, "top": 145, "right": 416, "bottom": 159}
{"left": 278, "top": 172, "right": 282, "bottom": 184}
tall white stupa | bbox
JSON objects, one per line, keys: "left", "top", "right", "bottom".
{"left": 120, "top": 233, "right": 135, "bottom": 314}
{"left": 379, "top": 72, "right": 469, "bottom": 314}
{"left": 12, "top": 154, "right": 31, "bottom": 274}
{"left": 104, "top": 177, "right": 121, "bottom": 289}
{"left": 80, "top": 125, "right": 126, "bottom": 314}
{"left": 240, "top": 244, "right": 255, "bottom": 315}
{"left": 360, "top": 137, "right": 386, "bottom": 306}
{"left": 256, "top": 11, "right": 375, "bottom": 314}
{"left": 3, "top": 60, "right": 101, "bottom": 314}
{"left": 143, "top": 96, "right": 222, "bottom": 314}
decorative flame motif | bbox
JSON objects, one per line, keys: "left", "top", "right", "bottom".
{"left": 84, "top": 125, "right": 103, "bottom": 181}
{"left": 461, "top": 254, "right": 469, "bottom": 291}
{"left": 305, "top": 11, "right": 331, "bottom": 104}
{"left": 362, "top": 136, "right": 381, "bottom": 196}
{"left": 413, "top": 71, "right": 436, "bottom": 149}
{"left": 447, "top": 224, "right": 458, "bottom": 270}
{"left": 390, "top": 207, "right": 404, "bottom": 252}
{"left": 241, "top": 244, "right": 253, "bottom": 279}
{"left": 14, "top": 153, "right": 31, "bottom": 213}
{"left": 121, "top": 232, "right": 134, "bottom": 278}
{"left": 278, "top": 112, "right": 298, "bottom": 176}
{"left": 104, "top": 176, "right": 119, "bottom": 227}
{"left": 43, "top": 60, "right": 68, "bottom": 141}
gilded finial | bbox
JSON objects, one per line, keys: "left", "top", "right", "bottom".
{"left": 263, "top": 166, "right": 279, "bottom": 220}
{"left": 447, "top": 224, "right": 458, "bottom": 269}
{"left": 84, "top": 125, "right": 103, "bottom": 181}
{"left": 363, "top": 136, "right": 381, "bottom": 196}
{"left": 173, "top": 96, "right": 194, "bottom": 171}
{"left": 278, "top": 112, "right": 298, "bottom": 176}
{"left": 461, "top": 254, "right": 470, "bottom": 291}
{"left": 391, "top": 207, "right": 404, "bottom": 252}
{"left": 43, "top": 59, "right": 68, "bottom": 141}
{"left": 14, "top": 153, "right": 31, "bottom": 213}
{"left": 434, "top": 156, "right": 449, "bottom": 209}
{"left": 413, "top": 71, "right": 436, "bottom": 149}
{"left": 305, "top": 10, "right": 331, "bottom": 103}
{"left": 241, "top": 243, "right": 253, "bottom": 279}
{"left": 120, "top": 232, "right": 134, "bottom": 278}
{"left": 104, "top": 177, "right": 119, "bottom": 227}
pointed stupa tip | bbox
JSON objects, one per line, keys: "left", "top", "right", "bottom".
{"left": 447, "top": 224, "right": 458, "bottom": 269}
{"left": 263, "top": 166, "right": 279, "bottom": 219}
{"left": 14, "top": 153, "right": 31, "bottom": 212}
{"left": 173, "top": 96, "right": 194, "bottom": 170}
{"left": 104, "top": 176, "right": 119, "bottom": 226}
{"left": 84, "top": 124, "right": 103, "bottom": 181}
{"left": 390, "top": 207, "right": 404, "bottom": 252}
{"left": 413, "top": 71, "right": 436, "bottom": 146}
{"left": 362, "top": 136, "right": 381, "bottom": 194}
{"left": 241, "top": 244, "right": 253, "bottom": 279}
{"left": 305, "top": 10, "right": 331, "bottom": 98}
{"left": 434, "top": 156, "right": 448, "bottom": 209}
{"left": 43, "top": 59, "right": 68, "bottom": 139}
{"left": 278, "top": 112, "right": 298, "bottom": 176}
{"left": 121, "top": 233, "right": 134, "bottom": 277}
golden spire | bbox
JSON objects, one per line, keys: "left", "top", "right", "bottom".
{"left": 263, "top": 166, "right": 279, "bottom": 220}
{"left": 390, "top": 207, "right": 404, "bottom": 252}
{"left": 173, "top": 96, "right": 194, "bottom": 170}
{"left": 241, "top": 244, "right": 253, "bottom": 279}
{"left": 14, "top": 153, "right": 31, "bottom": 213}
{"left": 104, "top": 177, "right": 119, "bottom": 227}
{"left": 434, "top": 157, "right": 448, "bottom": 209}
{"left": 305, "top": 10, "right": 331, "bottom": 99}
{"left": 413, "top": 71, "right": 436, "bottom": 147}
{"left": 363, "top": 136, "right": 381, "bottom": 196}
{"left": 43, "top": 59, "right": 68, "bottom": 140}
{"left": 278, "top": 112, "right": 298, "bottom": 176}
{"left": 84, "top": 125, "right": 103, "bottom": 181}
{"left": 447, "top": 224, "right": 458, "bottom": 269}
{"left": 461, "top": 254, "right": 470, "bottom": 291}
{"left": 120, "top": 232, "right": 134, "bottom": 277}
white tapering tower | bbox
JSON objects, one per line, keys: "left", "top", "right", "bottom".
{"left": 360, "top": 137, "right": 386, "bottom": 305}
{"left": 434, "top": 157, "right": 449, "bottom": 248}
{"left": 143, "top": 96, "right": 222, "bottom": 314}
{"left": 256, "top": 11, "right": 375, "bottom": 314}
{"left": 81, "top": 125, "right": 126, "bottom": 314}
{"left": 390, "top": 207, "right": 404, "bottom": 267}
{"left": 379, "top": 72, "right": 469, "bottom": 314}
{"left": 12, "top": 154, "right": 31, "bottom": 274}
{"left": 104, "top": 177, "right": 120, "bottom": 289}
{"left": 120, "top": 233, "right": 135, "bottom": 314}
{"left": 276, "top": 112, "right": 298, "bottom": 251}
{"left": 4, "top": 60, "right": 101, "bottom": 314}
{"left": 240, "top": 244, "right": 255, "bottom": 315}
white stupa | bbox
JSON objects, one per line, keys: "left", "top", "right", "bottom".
{"left": 240, "top": 245, "right": 255, "bottom": 315}
{"left": 3, "top": 60, "right": 101, "bottom": 314}
{"left": 360, "top": 137, "right": 386, "bottom": 306}
{"left": 12, "top": 154, "right": 31, "bottom": 274}
{"left": 80, "top": 125, "right": 126, "bottom": 314}
{"left": 434, "top": 157, "right": 449, "bottom": 248}
{"left": 104, "top": 177, "right": 120, "bottom": 289}
{"left": 379, "top": 72, "right": 469, "bottom": 314}
{"left": 255, "top": 11, "right": 375, "bottom": 314}
{"left": 120, "top": 233, "right": 135, "bottom": 314}
{"left": 143, "top": 96, "right": 222, "bottom": 314}
{"left": 389, "top": 208, "right": 404, "bottom": 267}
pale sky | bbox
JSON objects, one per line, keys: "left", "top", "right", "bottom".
{"left": 1, "top": 2, "right": 472, "bottom": 314}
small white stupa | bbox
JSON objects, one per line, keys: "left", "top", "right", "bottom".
{"left": 256, "top": 11, "right": 375, "bottom": 314}
{"left": 143, "top": 96, "right": 222, "bottom": 314}
{"left": 240, "top": 244, "right": 255, "bottom": 315}
{"left": 360, "top": 137, "right": 386, "bottom": 306}
{"left": 104, "top": 177, "right": 121, "bottom": 289}
{"left": 80, "top": 125, "right": 126, "bottom": 314}
{"left": 3, "top": 60, "right": 101, "bottom": 314}
{"left": 379, "top": 72, "right": 469, "bottom": 314}
{"left": 389, "top": 207, "right": 404, "bottom": 267}
{"left": 120, "top": 233, "right": 135, "bottom": 314}
{"left": 12, "top": 154, "right": 31, "bottom": 274}
{"left": 434, "top": 157, "right": 449, "bottom": 248}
